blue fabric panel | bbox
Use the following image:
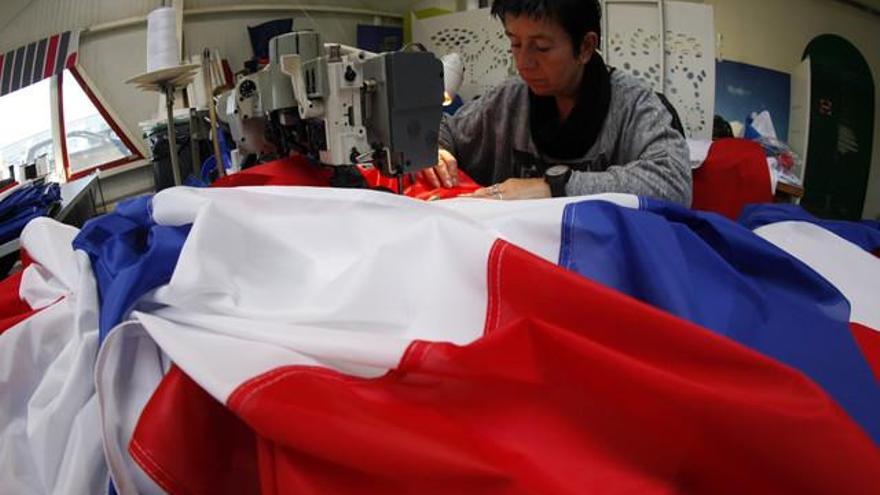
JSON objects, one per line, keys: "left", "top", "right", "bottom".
{"left": 559, "top": 199, "right": 880, "bottom": 444}
{"left": 73, "top": 196, "right": 190, "bottom": 343}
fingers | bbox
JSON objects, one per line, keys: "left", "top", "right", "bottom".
{"left": 467, "top": 179, "right": 552, "bottom": 200}
{"left": 464, "top": 183, "right": 503, "bottom": 200}
{"left": 421, "top": 149, "right": 458, "bottom": 189}
{"left": 421, "top": 167, "right": 441, "bottom": 189}
{"left": 438, "top": 149, "right": 459, "bottom": 187}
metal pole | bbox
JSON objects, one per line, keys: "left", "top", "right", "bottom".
{"left": 203, "top": 49, "right": 226, "bottom": 178}
{"left": 164, "top": 83, "right": 183, "bottom": 186}
{"left": 189, "top": 108, "right": 201, "bottom": 181}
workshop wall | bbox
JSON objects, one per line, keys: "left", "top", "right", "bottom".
{"left": 0, "top": 1, "right": 413, "bottom": 55}
{"left": 0, "top": 0, "right": 155, "bottom": 55}
{"left": 76, "top": 8, "right": 402, "bottom": 152}
{"left": 701, "top": 0, "right": 880, "bottom": 219}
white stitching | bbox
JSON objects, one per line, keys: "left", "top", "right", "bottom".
{"left": 130, "top": 438, "right": 182, "bottom": 495}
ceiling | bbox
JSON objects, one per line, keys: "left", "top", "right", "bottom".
{"left": 0, "top": 0, "right": 34, "bottom": 34}
{"left": 0, "top": 0, "right": 878, "bottom": 39}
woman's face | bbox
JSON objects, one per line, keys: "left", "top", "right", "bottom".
{"left": 504, "top": 14, "right": 592, "bottom": 98}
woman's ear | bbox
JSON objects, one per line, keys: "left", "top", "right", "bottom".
{"left": 579, "top": 32, "right": 600, "bottom": 64}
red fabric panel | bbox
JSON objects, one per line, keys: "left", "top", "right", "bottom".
{"left": 19, "top": 248, "right": 33, "bottom": 269}
{"left": 851, "top": 323, "right": 880, "bottom": 382}
{"left": 212, "top": 156, "right": 331, "bottom": 188}
{"left": 129, "top": 365, "right": 260, "bottom": 494}
{"left": 130, "top": 241, "right": 880, "bottom": 494}
{"left": 358, "top": 167, "right": 480, "bottom": 199}
{"left": 0, "top": 270, "right": 37, "bottom": 334}
{"left": 43, "top": 34, "right": 59, "bottom": 79}
{"left": 692, "top": 138, "right": 773, "bottom": 220}
{"left": 223, "top": 241, "right": 879, "bottom": 493}
{"left": 211, "top": 155, "right": 480, "bottom": 199}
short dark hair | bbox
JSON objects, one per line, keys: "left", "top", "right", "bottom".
{"left": 491, "top": 0, "right": 602, "bottom": 56}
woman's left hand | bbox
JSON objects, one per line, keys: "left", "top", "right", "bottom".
{"left": 465, "top": 178, "right": 551, "bottom": 200}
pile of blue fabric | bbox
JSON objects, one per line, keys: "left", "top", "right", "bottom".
{"left": 0, "top": 182, "right": 61, "bottom": 244}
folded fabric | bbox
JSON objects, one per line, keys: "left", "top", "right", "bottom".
{"left": 0, "top": 182, "right": 60, "bottom": 244}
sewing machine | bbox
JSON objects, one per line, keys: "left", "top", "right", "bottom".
{"left": 225, "top": 33, "right": 301, "bottom": 162}
{"left": 226, "top": 31, "right": 445, "bottom": 185}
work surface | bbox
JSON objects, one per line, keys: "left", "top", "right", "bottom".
{"left": 1, "top": 166, "right": 879, "bottom": 493}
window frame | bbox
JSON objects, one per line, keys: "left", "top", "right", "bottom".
{"left": 56, "top": 66, "right": 144, "bottom": 181}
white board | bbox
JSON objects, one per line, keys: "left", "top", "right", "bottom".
{"left": 604, "top": 1, "right": 715, "bottom": 139}
{"left": 664, "top": 2, "right": 715, "bottom": 139}
{"left": 412, "top": 8, "right": 512, "bottom": 102}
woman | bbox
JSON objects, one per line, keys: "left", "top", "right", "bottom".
{"left": 423, "top": 0, "right": 692, "bottom": 205}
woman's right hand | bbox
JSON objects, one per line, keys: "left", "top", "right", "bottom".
{"left": 420, "top": 148, "right": 460, "bottom": 188}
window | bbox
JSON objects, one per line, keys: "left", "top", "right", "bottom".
{"left": 0, "top": 77, "right": 55, "bottom": 180}
{"left": 61, "top": 69, "right": 137, "bottom": 177}
{"left": 59, "top": 70, "right": 142, "bottom": 177}
{"left": 0, "top": 67, "right": 142, "bottom": 183}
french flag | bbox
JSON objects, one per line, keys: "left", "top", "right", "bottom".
{"left": 2, "top": 185, "right": 879, "bottom": 494}
{"left": 0, "top": 220, "right": 103, "bottom": 494}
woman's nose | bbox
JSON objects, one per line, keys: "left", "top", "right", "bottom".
{"left": 516, "top": 53, "right": 537, "bottom": 71}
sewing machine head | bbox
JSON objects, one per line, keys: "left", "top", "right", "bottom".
{"left": 227, "top": 31, "right": 445, "bottom": 179}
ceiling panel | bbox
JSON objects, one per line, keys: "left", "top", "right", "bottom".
{"left": 0, "top": 0, "right": 35, "bottom": 33}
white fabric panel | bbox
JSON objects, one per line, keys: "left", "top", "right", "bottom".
{"left": 19, "top": 219, "right": 81, "bottom": 306}
{"left": 135, "top": 186, "right": 496, "bottom": 403}
{"left": 437, "top": 194, "right": 639, "bottom": 264}
{"left": 755, "top": 221, "right": 880, "bottom": 330}
{"left": 130, "top": 188, "right": 641, "bottom": 404}
{"left": 95, "top": 323, "right": 169, "bottom": 495}
{"left": 100, "top": 187, "right": 637, "bottom": 486}
{"left": 0, "top": 219, "right": 105, "bottom": 495}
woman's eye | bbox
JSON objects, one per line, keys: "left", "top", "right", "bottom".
{"left": 536, "top": 46, "right": 551, "bottom": 53}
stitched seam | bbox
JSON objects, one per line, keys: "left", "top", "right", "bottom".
{"left": 495, "top": 243, "right": 507, "bottom": 333}
{"left": 130, "top": 438, "right": 185, "bottom": 495}
{"left": 569, "top": 203, "right": 578, "bottom": 268}
{"left": 229, "top": 366, "right": 296, "bottom": 412}
{"left": 230, "top": 366, "right": 387, "bottom": 412}
{"left": 231, "top": 366, "right": 369, "bottom": 413}
{"left": 130, "top": 439, "right": 177, "bottom": 493}
{"left": 559, "top": 206, "right": 569, "bottom": 267}
{"left": 484, "top": 242, "right": 497, "bottom": 334}
{"left": 485, "top": 241, "right": 509, "bottom": 335}
{"left": 560, "top": 203, "right": 575, "bottom": 268}
{"left": 483, "top": 241, "right": 501, "bottom": 335}
{"left": 398, "top": 341, "right": 425, "bottom": 371}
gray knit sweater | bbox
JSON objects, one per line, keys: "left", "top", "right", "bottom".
{"left": 438, "top": 69, "right": 692, "bottom": 206}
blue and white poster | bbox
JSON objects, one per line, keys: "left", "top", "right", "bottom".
{"left": 715, "top": 60, "right": 791, "bottom": 141}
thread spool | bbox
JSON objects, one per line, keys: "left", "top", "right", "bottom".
{"left": 147, "top": 7, "right": 179, "bottom": 73}
{"left": 441, "top": 52, "right": 464, "bottom": 105}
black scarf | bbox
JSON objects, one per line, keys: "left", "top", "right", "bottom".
{"left": 528, "top": 53, "right": 611, "bottom": 160}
